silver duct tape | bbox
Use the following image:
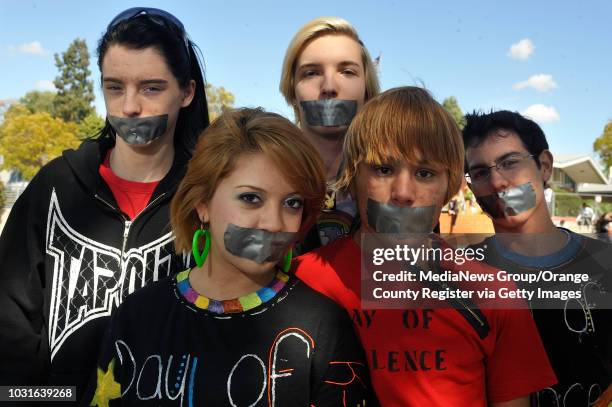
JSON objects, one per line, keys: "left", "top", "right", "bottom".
{"left": 300, "top": 100, "right": 357, "bottom": 127}
{"left": 476, "top": 182, "right": 536, "bottom": 219}
{"left": 366, "top": 199, "right": 436, "bottom": 234}
{"left": 223, "top": 224, "right": 296, "bottom": 264}
{"left": 108, "top": 114, "right": 168, "bottom": 145}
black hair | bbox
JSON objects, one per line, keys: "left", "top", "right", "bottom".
{"left": 462, "top": 110, "right": 549, "bottom": 170}
{"left": 595, "top": 213, "right": 611, "bottom": 234}
{"left": 96, "top": 12, "right": 209, "bottom": 157}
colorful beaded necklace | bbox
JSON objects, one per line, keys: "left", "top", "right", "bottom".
{"left": 176, "top": 268, "right": 289, "bottom": 314}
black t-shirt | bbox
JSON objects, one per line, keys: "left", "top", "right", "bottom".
{"left": 84, "top": 269, "right": 375, "bottom": 406}
{"left": 474, "top": 231, "right": 612, "bottom": 406}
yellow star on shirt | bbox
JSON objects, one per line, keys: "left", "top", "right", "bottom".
{"left": 90, "top": 358, "right": 121, "bottom": 407}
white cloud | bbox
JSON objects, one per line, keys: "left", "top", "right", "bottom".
{"left": 521, "top": 104, "right": 560, "bottom": 123}
{"left": 513, "top": 74, "right": 558, "bottom": 92}
{"left": 17, "top": 41, "right": 47, "bottom": 55}
{"left": 508, "top": 38, "right": 534, "bottom": 60}
{"left": 35, "top": 80, "right": 56, "bottom": 92}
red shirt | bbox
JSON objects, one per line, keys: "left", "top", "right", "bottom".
{"left": 98, "top": 150, "right": 159, "bottom": 220}
{"left": 294, "top": 236, "right": 557, "bottom": 406}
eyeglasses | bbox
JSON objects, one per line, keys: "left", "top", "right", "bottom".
{"left": 465, "top": 153, "right": 534, "bottom": 185}
{"left": 108, "top": 7, "right": 190, "bottom": 57}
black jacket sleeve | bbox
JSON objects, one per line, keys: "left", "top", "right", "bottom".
{"left": 0, "top": 175, "right": 50, "bottom": 384}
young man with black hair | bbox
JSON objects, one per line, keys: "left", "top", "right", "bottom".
{"left": 463, "top": 110, "right": 611, "bottom": 406}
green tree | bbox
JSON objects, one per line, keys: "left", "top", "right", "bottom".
{"left": 53, "top": 38, "right": 95, "bottom": 123}
{"left": 20, "top": 90, "right": 56, "bottom": 115}
{"left": 206, "top": 83, "right": 235, "bottom": 121}
{"left": 593, "top": 120, "right": 612, "bottom": 171}
{"left": 0, "top": 181, "right": 5, "bottom": 215}
{"left": 1, "top": 103, "right": 30, "bottom": 121}
{"left": 0, "top": 112, "right": 79, "bottom": 180}
{"left": 442, "top": 96, "right": 466, "bottom": 130}
{"left": 77, "top": 112, "right": 105, "bottom": 140}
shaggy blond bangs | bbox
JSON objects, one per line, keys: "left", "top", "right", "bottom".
{"left": 336, "top": 86, "right": 464, "bottom": 203}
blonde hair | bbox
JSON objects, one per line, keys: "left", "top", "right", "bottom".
{"left": 279, "top": 16, "right": 380, "bottom": 122}
{"left": 171, "top": 108, "right": 326, "bottom": 252}
{"left": 336, "top": 86, "right": 464, "bottom": 203}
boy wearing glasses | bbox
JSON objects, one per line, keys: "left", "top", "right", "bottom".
{"left": 463, "top": 110, "right": 612, "bottom": 406}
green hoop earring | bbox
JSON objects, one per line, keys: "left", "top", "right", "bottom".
{"left": 282, "top": 247, "right": 293, "bottom": 273}
{"left": 192, "top": 227, "right": 210, "bottom": 268}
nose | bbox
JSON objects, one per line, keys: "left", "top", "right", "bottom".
{"left": 390, "top": 169, "right": 416, "bottom": 207}
{"left": 489, "top": 167, "right": 510, "bottom": 193}
{"left": 258, "top": 203, "right": 285, "bottom": 233}
{"left": 121, "top": 88, "right": 141, "bottom": 117}
{"left": 320, "top": 70, "right": 338, "bottom": 99}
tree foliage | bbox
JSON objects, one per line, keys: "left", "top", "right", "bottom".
{"left": 0, "top": 181, "right": 5, "bottom": 214}
{"left": 77, "top": 112, "right": 105, "bottom": 140}
{"left": 442, "top": 96, "right": 466, "bottom": 130}
{"left": 21, "top": 90, "right": 56, "bottom": 115}
{"left": 593, "top": 120, "right": 612, "bottom": 171}
{"left": 206, "top": 83, "right": 235, "bottom": 121}
{"left": 53, "top": 38, "right": 95, "bottom": 123}
{"left": 2, "top": 103, "right": 30, "bottom": 121}
{"left": 0, "top": 112, "right": 79, "bottom": 180}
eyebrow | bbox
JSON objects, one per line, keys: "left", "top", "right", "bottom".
{"left": 236, "top": 185, "right": 301, "bottom": 197}
{"left": 102, "top": 77, "right": 168, "bottom": 86}
{"left": 338, "top": 61, "right": 362, "bottom": 68}
{"left": 467, "top": 151, "right": 525, "bottom": 170}
{"left": 296, "top": 63, "right": 320, "bottom": 71}
{"left": 297, "top": 61, "right": 362, "bottom": 70}
{"left": 235, "top": 185, "right": 265, "bottom": 192}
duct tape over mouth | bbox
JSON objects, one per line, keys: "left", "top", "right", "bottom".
{"left": 224, "top": 223, "right": 296, "bottom": 264}
{"left": 300, "top": 99, "right": 357, "bottom": 127}
{"left": 476, "top": 182, "right": 536, "bottom": 219}
{"left": 366, "top": 199, "right": 436, "bottom": 234}
{"left": 108, "top": 114, "right": 168, "bottom": 145}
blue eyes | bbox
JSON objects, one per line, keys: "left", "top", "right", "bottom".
{"left": 300, "top": 69, "right": 358, "bottom": 79}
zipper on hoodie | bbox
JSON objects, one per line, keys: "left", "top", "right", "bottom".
{"left": 95, "top": 192, "right": 167, "bottom": 271}
{"left": 438, "top": 280, "right": 485, "bottom": 327}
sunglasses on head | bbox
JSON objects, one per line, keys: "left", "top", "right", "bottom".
{"left": 108, "top": 7, "right": 190, "bottom": 56}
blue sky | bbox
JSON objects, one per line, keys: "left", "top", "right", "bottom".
{"left": 1, "top": 0, "right": 611, "bottom": 161}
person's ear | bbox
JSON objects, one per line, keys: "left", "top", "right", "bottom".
{"left": 195, "top": 201, "right": 209, "bottom": 224}
{"left": 181, "top": 79, "right": 196, "bottom": 108}
{"left": 538, "top": 150, "right": 554, "bottom": 183}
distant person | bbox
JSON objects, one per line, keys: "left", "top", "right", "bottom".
{"left": 448, "top": 196, "right": 459, "bottom": 233}
{"left": 544, "top": 184, "right": 554, "bottom": 215}
{"left": 577, "top": 202, "right": 595, "bottom": 230}
{"left": 0, "top": 7, "right": 209, "bottom": 395}
{"left": 463, "top": 110, "right": 612, "bottom": 406}
{"left": 280, "top": 16, "right": 380, "bottom": 252}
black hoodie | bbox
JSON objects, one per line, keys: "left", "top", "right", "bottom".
{"left": 0, "top": 137, "right": 188, "bottom": 396}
